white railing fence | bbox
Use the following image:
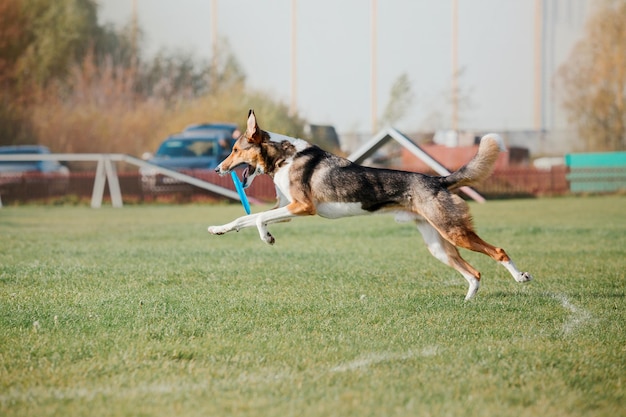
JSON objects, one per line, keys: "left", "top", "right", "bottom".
{"left": 0, "top": 153, "right": 241, "bottom": 208}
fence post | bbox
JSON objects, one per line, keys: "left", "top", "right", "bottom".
{"left": 104, "top": 156, "right": 123, "bottom": 208}
{"left": 90, "top": 155, "right": 123, "bottom": 208}
{"left": 91, "top": 157, "right": 106, "bottom": 208}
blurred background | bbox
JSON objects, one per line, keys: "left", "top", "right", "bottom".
{"left": 0, "top": 0, "right": 624, "bottom": 203}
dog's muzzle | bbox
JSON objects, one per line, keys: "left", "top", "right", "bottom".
{"left": 215, "top": 162, "right": 230, "bottom": 176}
{"left": 215, "top": 163, "right": 255, "bottom": 188}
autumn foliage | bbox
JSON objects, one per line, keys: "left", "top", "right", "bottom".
{"left": 0, "top": 0, "right": 307, "bottom": 159}
{"left": 557, "top": 0, "right": 626, "bottom": 151}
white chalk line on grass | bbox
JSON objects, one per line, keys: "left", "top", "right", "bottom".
{"left": 3, "top": 295, "right": 595, "bottom": 405}
{"left": 551, "top": 292, "right": 593, "bottom": 335}
{"left": 1, "top": 346, "right": 438, "bottom": 404}
{"left": 330, "top": 346, "right": 439, "bottom": 373}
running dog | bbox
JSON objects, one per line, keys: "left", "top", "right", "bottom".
{"left": 208, "top": 110, "right": 532, "bottom": 300}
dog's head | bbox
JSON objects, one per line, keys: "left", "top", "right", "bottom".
{"left": 215, "top": 109, "right": 268, "bottom": 188}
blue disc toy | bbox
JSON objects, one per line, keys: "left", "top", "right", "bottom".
{"left": 231, "top": 171, "right": 251, "bottom": 214}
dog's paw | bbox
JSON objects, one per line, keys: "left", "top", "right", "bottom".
{"left": 464, "top": 278, "right": 480, "bottom": 301}
{"left": 516, "top": 272, "right": 533, "bottom": 283}
{"left": 261, "top": 232, "right": 275, "bottom": 245}
{"left": 208, "top": 225, "right": 227, "bottom": 235}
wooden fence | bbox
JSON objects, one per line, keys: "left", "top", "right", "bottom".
{"left": 0, "top": 167, "right": 576, "bottom": 206}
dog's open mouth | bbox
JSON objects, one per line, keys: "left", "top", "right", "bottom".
{"left": 241, "top": 164, "right": 252, "bottom": 188}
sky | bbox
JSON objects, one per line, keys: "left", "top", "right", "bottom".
{"left": 97, "top": 0, "right": 590, "bottom": 135}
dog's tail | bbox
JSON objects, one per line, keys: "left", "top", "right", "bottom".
{"left": 440, "top": 134, "right": 505, "bottom": 191}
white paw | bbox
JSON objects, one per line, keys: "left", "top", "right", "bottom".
{"left": 516, "top": 272, "right": 533, "bottom": 283}
{"left": 464, "top": 278, "right": 480, "bottom": 301}
{"left": 261, "top": 232, "right": 275, "bottom": 245}
{"left": 208, "top": 225, "right": 227, "bottom": 235}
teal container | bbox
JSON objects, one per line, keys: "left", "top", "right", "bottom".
{"left": 565, "top": 152, "right": 626, "bottom": 192}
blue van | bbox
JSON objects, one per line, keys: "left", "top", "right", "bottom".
{"left": 140, "top": 123, "right": 238, "bottom": 193}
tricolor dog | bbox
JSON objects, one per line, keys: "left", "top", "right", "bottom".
{"left": 209, "top": 110, "right": 532, "bottom": 300}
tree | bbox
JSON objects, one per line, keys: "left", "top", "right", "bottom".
{"left": 0, "top": 0, "right": 306, "bottom": 152}
{"left": 16, "top": 0, "right": 101, "bottom": 87}
{"left": 556, "top": 0, "right": 626, "bottom": 151}
{"left": 136, "top": 42, "right": 245, "bottom": 104}
{"left": 0, "top": 0, "right": 124, "bottom": 145}
{"left": 380, "top": 73, "right": 414, "bottom": 127}
{"left": 0, "top": 0, "right": 35, "bottom": 144}
{"left": 0, "top": 0, "right": 28, "bottom": 87}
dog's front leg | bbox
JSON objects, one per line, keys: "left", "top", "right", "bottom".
{"left": 208, "top": 213, "right": 262, "bottom": 235}
{"left": 255, "top": 206, "right": 297, "bottom": 245}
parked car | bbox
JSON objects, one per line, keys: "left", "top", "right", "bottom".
{"left": 0, "top": 145, "right": 70, "bottom": 196}
{"left": 140, "top": 123, "right": 238, "bottom": 193}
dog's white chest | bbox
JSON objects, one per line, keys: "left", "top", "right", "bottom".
{"left": 273, "top": 163, "right": 293, "bottom": 201}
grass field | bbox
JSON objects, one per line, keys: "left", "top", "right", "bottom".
{"left": 1, "top": 196, "right": 625, "bottom": 416}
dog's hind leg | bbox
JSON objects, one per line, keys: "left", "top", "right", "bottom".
{"left": 432, "top": 221, "right": 533, "bottom": 285}
{"left": 421, "top": 195, "right": 532, "bottom": 286}
{"left": 416, "top": 220, "right": 482, "bottom": 300}
{"left": 443, "top": 228, "right": 532, "bottom": 284}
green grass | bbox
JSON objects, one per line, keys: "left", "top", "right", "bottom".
{"left": 1, "top": 196, "right": 625, "bottom": 417}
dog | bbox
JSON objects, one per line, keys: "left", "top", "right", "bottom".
{"left": 208, "top": 110, "right": 532, "bottom": 300}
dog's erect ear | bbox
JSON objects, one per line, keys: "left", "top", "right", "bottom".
{"left": 245, "top": 109, "right": 262, "bottom": 144}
